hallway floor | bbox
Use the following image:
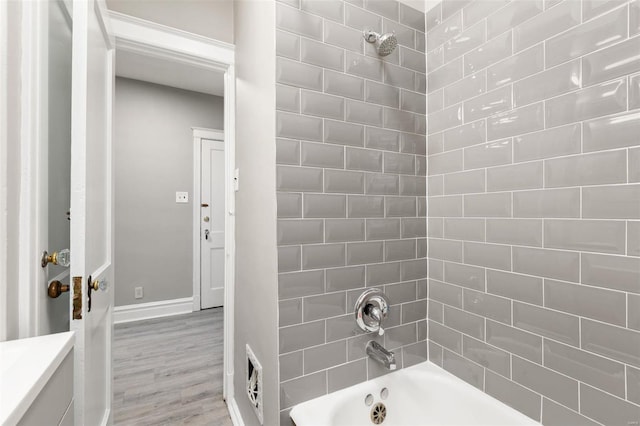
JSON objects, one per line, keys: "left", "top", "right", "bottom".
{"left": 113, "top": 308, "right": 232, "bottom": 425}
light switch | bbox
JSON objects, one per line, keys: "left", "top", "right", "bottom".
{"left": 176, "top": 191, "right": 189, "bottom": 203}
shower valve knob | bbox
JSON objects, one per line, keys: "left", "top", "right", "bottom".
{"left": 368, "top": 306, "right": 385, "bottom": 335}
{"left": 354, "top": 288, "right": 391, "bottom": 334}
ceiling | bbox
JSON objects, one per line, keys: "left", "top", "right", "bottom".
{"left": 115, "top": 49, "right": 225, "bottom": 97}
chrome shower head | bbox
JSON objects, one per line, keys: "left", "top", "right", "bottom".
{"left": 363, "top": 30, "right": 397, "bottom": 57}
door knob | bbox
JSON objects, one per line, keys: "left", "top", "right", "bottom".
{"left": 89, "top": 279, "right": 107, "bottom": 291}
{"left": 203, "top": 216, "right": 210, "bottom": 222}
{"left": 87, "top": 276, "right": 107, "bottom": 313}
{"left": 48, "top": 280, "right": 69, "bottom": 298}
{"left": 41, "top": 249, "right": 71, "bottom": 267}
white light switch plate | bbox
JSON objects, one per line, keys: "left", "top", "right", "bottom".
{"left": 176, "top": 191, "right": 189, "bottom": 203}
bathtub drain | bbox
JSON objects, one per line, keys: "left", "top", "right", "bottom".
{"left": 370, "top": 402, "right": 387, "bottom": 424}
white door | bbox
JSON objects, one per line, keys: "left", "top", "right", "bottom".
{"left": 44, "top": 0, "right": 72, "bottom": 335}
{"left": 200, "top": 139, "right": 225, "bottom": 309}
{"left": 32, "top": 0, "right": 73, "bottom": 336}
{"left": 69, "top": 0, "right": 114, "bottom": 424}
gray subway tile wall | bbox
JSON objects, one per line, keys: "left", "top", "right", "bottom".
{"left": 276, "top": 0, "right": 427, "bottom": 421}
{"left": 427, "top": 1, "right": 640, "bottom": 424}
{"left": 276, "top": 0, "right": 640, "bottom": 424}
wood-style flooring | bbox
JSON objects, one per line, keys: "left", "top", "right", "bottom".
{"left": 113, "top": 308, "right": 232, "bottom": 425}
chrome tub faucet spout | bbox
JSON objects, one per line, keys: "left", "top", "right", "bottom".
{"left": 366, "top": 340, "right": 397, "bottom": 371}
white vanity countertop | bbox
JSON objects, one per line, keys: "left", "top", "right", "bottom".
{"left": 0, "top": 331, "right": 74, "bottom": 425}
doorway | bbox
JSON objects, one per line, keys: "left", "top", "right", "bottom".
{"left": 109, "top": 10, "right": 237, "bottom": 425}
{"left": 111, "top": 76, "right": 227, "bottom": 424}
{"left": 193, "top": 130, "right": 226, "bottom": 310}
{"left": 1, "top": 3, "right": 238, "bottom": 424}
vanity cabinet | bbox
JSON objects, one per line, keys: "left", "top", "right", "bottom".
{"left": 0, "top": 332, "right": 74, "bottom": 426}
{"left": 17, "top": 350, "right": 73, "bottom": 426}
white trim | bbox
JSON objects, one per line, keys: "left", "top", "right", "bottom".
{"left": 193, "top": 127, "right": 224, "bottom": 140}
{"left": 226, "top": 397, "right": 245, "bottom": 426}
{"left": 192, "top": 128, "right": 224, "bottom": 313}
{"left": 17, "top": 0, "right": 73, "bottom": 340}
{"left": 108, "top": 11, "right": 234, "bottom": 52}
{"left": 18, "top": 0, "right": 44, "bottom": 338}
{"left": 115, "top": 37, "right": 228, "bottom": 73}
{"left": 108, "top": 11, "right": 234, "bottom": 69}
{"left": 95, "top": 0, "right": 114, "bottom": 49}
{"left": 0, "top": 0, "right": 8, "bottom": 342}
{"left": 192, "top": 133, "right": 201, "bottom": 312}
{"left": 113, "top": 297, "right": 194, "bottom": 324}
{"left": 223, "top": 63, "right": 236, "bottom": 404}
{"left": 110, "top": 10, "right": 237, "bottom": 414}
{"left": 105, "top": 43, "right": 116, "bottom": 426}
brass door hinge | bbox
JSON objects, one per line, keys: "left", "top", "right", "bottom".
{"left": 73, "top": 276, "right": 82, "bottom": 320}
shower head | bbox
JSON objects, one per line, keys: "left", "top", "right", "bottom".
{"left": 363, "top": 30, "right": 397, "bottom": 57}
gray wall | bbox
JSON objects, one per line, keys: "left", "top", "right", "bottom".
{"left": 274, "top": 0, "right": 427, "bottom": 422}
{"left": 233, "top": 2, "right": 280, "bottom": 425}
{"left": 426, "top": 0, "right": 640, "bottom": 424}
{"left": 114, "top": 77, "right": 223, "bottom": 307}
{"left": 106, "top": 0, "right": 234, "bottom": 44}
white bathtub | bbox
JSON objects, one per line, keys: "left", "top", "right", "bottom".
{"left": 290, "top": 361, "right": 539, "bottom": 426}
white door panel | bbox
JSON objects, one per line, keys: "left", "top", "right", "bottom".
{"left": 201, "top": 139, "right": 225, "bottom": 309}
{"left": 16, "top": 0, "right": 73, "bottom": 338}
{"left": 70, "top": 0, "right": 114, "bottom": 424}
{"left": 41, "top": 0, "right": 73, "bottom": 335}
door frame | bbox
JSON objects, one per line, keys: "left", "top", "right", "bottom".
{"left": 191, "top": 127, "right": 225, "bottom": 312}
{"left": 0, "top": 0, "right": 8, "bottom": 341}
{"left": 108, "top": 11, "right": 239, "bottom": 418}
{"left": 17, "top": 0, "right": 46, "bottom": 338}
{"left": 14, "top": 0, "right": 75, "bottom": 338}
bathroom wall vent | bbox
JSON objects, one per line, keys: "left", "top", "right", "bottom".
{"left": 246, "top": 344, "right": 264, "bottom": 424}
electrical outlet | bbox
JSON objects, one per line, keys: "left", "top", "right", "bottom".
{"left": 135, "top": 287, "right": 143, "bottom": 299}
{"left": 176, "top": 191, "right": 189, "bottom": 203}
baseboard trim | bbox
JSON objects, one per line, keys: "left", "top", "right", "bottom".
{"left": 114, "top": 297, "right": 194, "bottom": 324}
{"left": 226, "top": 397, "right": 244, "bottom": 426}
